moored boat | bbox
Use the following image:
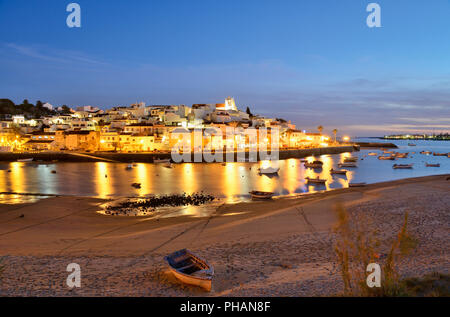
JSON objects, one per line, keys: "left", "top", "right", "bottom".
{"left": 420, "top": 151, "right": 432, "bottom": 155}
{"left": 258, "top": 166, "right": 280, "bottom": 174}
{"left": 164, "top": 249, "right": 214, "bottom": 291}
{"left": 17, "top": 158, "right": 33, "bottom": 162}
{"left": 154, "top": 158, "right": 171, "bottom": 163}
{"left": 433, "top": 152, "right": 448, "bottom": 157}
{"left": 125, "top": 164, "right": 133, "bottom": 170}
{"left": 330, "top": 168, "right": 347, "bottom": 175}
{"left": 408, "top": 143, "right": 416, "bottom": 146}
{"left": 249, "top": 190, "right": 274, "bottom": 199}
{"left": 305, "top": 176, "right": 327, "bottom": 184}
{"left": 378, "top": 155, "right": 396, "bottom": 160}
{"left": 368, "top": 152, "right": 378, "bottom": 156}
{"left": 349, "top": 182, "right": 366, "bottom": 187}
{"left": 343, "top": 157, "right": 358, "bottom": 163}
{"left": 393, "top": 164, "right": 413, "bottom": 169}
{"left": 303, "top": 160, "right": 323, "bottom": 168}
{"left": 338, "top": 162, "right": 357, "bottom": 168}
{"left": 425, "top": 163, "right": 440, "bottom": 167}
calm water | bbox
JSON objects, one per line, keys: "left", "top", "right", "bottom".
{"left": 0, "top": 139, "right": 448, "bottom": 204}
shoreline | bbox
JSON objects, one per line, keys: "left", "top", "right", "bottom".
{"left": 0, "top": 174, "right": 448, "bottom": 296}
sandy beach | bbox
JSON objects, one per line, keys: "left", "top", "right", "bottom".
{"left": 0, "top": 174, "right": 448, "bottom": 296}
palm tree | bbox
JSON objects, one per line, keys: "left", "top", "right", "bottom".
{"left": 317, "top": 125, "right": 323, "bottom": 135}
{"left": 332, "top": 129, "right": 338, "bottom": 143}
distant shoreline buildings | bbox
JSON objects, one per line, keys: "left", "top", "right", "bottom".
{"left": 382, "top": 133, "right": 450, "bottom": 141}
{"left": 0, "top": 97, "right": 333, "bottom": 153}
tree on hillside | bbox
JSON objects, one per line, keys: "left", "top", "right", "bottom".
{"left": 317, "top": 125, "right": 324, "bottom": 134}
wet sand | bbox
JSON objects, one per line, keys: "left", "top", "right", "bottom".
{"left": 0, "top": 174, "right": 448, "bottom": 296}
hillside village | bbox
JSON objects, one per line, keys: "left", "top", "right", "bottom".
{"left": 0, "top": 97, "right": 332, "bottom": 153}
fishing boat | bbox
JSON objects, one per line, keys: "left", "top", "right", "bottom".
{"left": 425, "top": 163, "right": 440, "bottom": 167}
{"left": 383, "top": 150, "right": 394, "bottom": 154}
{"left": 433, "top": 152, "right": 448, "bottom": 157}
{"left": 305, "top": 176, "right": 327, "bottom": 184}
{"left": 349, "top": 182, "right": 366, "bottom": 187}
{"left": 17, "top": 158, "right": 33, "bottom": 162}
{"left": 164, "top": 249, "right": 214, "bottom": 291}
{"left": 378, "top": 155, "right": 396, "bottom": 160}
{"left": 125, "top": 164, "right": 133, "bottom": 170}
{"left": 420, "top": 151, "right": 432, "bottom": 155}
{"left": 343, "top": 157, "right": 358, "bottom": 163}
{"left": 338, "top": 162, "right": 357, "bottom": 168}
{"left": 303, "top": 160, "right": 323, "bottom": 168}
{"left": 368, "top": 152, "right": 378, "bottom": 156}
{"left": 258, "top": 167, "right": 280, "bottom": 174}
{"left": 330, "top": 168, "right": 347, "bottom": 175}
{"left": 154, "top": 158, "right": 171, "bottom": 163}
{"left": 131, "top": 182, "right": 141, "bottom": 188}
{"left": 249, "top": 191, "right": 274, "bottom": 200}
{"left": 393, "top": 164, "right": 413, "bottom": 169}
{"left": 408, "top": 143, "right": 416, "bottom": 146}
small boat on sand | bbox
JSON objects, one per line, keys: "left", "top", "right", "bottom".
{"left": 338, "top": 162, "right": 357, "bottom": 168}
{"left": 305, "top": 176, "right": 326, "bottom": 184}
{"left": 393, "top": 164, "right": 413, "bottom": 169}
{"left": 349, "top": 182, "right": 366, "bottom": 187}
{"left": 164, "top": 249, "right": 214, "bottom": 291}
{"left": 258, "top": 167, "right": 279, "bottom": 175}
{"left": 249, "top": 191, "right": 274, "bottom": 200}
{"left": 304, "top": 160, "right": 323, "bottom": 168}
{"left": 17, "top": 158, "right": 33, "bottom": 162}
{"left": 154, "top": 158, "right": 171, "bottom": 163}
{"left": 330, "top": 168, "right": 347, "bottom": 175}
{"left": 425, "top": 163, "right": 440, "bottom": 167}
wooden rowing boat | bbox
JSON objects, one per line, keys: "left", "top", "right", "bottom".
{"left": 164, "top": 249, "right": 214, "bottom": 291}
{"left": 249, "top": 191, "right": 274, "bottom": 199}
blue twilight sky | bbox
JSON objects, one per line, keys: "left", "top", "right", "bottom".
{"left": 0, "top": 0, "right": 449, "bottom": 136}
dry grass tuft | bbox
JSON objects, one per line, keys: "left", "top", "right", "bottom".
{"left": 333, "top": 203, "right": 423, "bottom": 296}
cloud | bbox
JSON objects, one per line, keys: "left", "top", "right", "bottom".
{"left": 3, "top": 43, "right": 107, "bottom": 66}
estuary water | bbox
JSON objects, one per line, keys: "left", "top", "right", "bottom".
{"left": 0, "top": 138, "right": 448, "bottom": 204}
